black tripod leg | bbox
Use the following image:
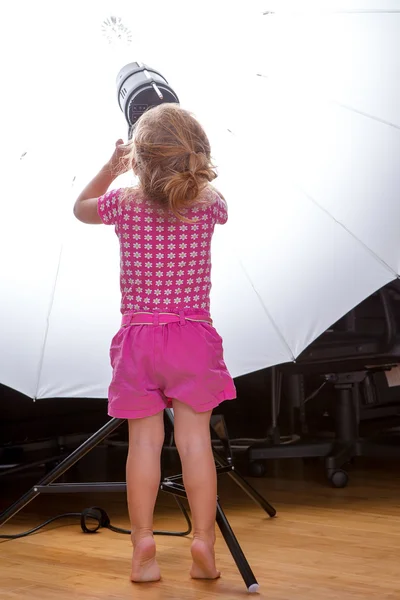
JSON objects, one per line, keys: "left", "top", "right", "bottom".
{"left": 213, "top": 449, "right": 276, "bottom": 517}
{"left": 216, "top": 501, "right": 259, "bottom": 593}
{"left": 0, "top": 418, "right": 124, "bottom": 528}
{"left": 168, "top": 407, "right": 277, "bottom": 518}
{"left": 227, "top": 469, "right": 276, "bottom": 517}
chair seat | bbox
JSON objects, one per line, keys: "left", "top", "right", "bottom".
{"left": 290, "top": 330, "right": 400, "bottom": 375}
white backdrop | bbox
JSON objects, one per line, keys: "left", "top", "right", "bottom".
{"left": 1, "top": 0, "right": 399, "bottom": 399}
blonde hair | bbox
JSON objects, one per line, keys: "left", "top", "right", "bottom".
{"left": 122, "top": 104, "right": 217, "bottom": 219}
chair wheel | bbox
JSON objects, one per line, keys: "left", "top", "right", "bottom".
{"left": 249, "top": 460, "right": 266, "bottom": 477}
{"left": 329, "top": 469, "right": 349, "bottom": 488}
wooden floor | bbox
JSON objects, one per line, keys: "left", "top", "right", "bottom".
{"left": 1, "top": 459, "right": 400, "bottom": 599}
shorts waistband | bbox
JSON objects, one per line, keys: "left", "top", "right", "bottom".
{"left": 121, "top": 311, "right": 212, "bottom": 327}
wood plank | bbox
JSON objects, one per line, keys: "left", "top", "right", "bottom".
{"left": 1, "top": 461, "right": 400, "bottom": 599}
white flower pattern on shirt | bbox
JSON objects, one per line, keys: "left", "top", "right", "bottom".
{"left": 98, "top": 188, "right": 228, "bottom": 314}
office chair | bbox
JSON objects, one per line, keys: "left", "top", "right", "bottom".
{"left": 248, "top": 282, "right": 400, "bottom": 487}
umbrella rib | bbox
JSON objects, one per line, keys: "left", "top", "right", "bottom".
{"left": 256, "top": 72, "right": 400, "bottom": 132}
{"left": 34, "top": 244, "right": 64, "bottom": 400}
{"left": 236, "top": 255, "right": 296, "bottom": 362}
{"left": 331, "top": 99, "right": 400, "bottom": 132}
{"left": 294, "top": 183, "right": 400, "bottom": 279}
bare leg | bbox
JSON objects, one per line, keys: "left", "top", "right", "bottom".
{"left": 126, "top": 412, "right": 165, "bottom": 582}
{"left": 172, "top": 400, "right": 220, "bottom": 579}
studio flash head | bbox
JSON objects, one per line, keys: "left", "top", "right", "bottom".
{"left": 116, "top": 62, "right": 179, "bottom": 137}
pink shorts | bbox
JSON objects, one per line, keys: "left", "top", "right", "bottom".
{"left": 108, "top": 310, "right": 236, "bottom": 419}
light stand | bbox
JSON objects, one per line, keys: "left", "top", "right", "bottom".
{"left": 0, "top": 410, "right": 276, "bottom": 593}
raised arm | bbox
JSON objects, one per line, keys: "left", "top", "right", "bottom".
{"left": 73, "top": 139, "right": 127, "bottom": 224}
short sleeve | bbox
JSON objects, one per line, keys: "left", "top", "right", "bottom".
{"left": 97, "top": 188, "right": 122, "bottom": 225}
{"left": 212, "top": 191, "right": 228, "bottom": 225}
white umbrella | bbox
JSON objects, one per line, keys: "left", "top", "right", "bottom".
{"left": 1, "top": 0, "right": 399, "bottom": 399}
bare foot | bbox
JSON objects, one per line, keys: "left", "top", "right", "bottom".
{"left": 130, "top": 537, "right": 161, "bottom": 583}
{"left": 190, "top": 538, "right": 221, "bottom": 580}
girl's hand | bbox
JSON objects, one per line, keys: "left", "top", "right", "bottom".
{"left": 107, "top": 139, "right": 130, "bottom": 176}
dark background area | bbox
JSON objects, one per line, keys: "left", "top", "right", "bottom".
{"left": 0, "top": 369, "right": 302, "bottom": 450}
{"left": 2, "top": 366, "right": 400, "bottom": 470}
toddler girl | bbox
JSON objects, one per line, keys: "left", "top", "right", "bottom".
{"left": 74, "top": 104, "right": 236, "bottom": 583}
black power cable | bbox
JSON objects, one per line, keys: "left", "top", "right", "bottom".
{"left": 0, "top": 497, "right": 192, "bottom": 540}
{"left": 0, "top": 513, "right": 83, "bottom": 539}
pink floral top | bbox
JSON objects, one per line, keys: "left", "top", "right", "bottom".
{"left": 97, "top": 187, "right": 228, "bottom": 315}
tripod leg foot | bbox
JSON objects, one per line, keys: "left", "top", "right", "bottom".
{"left": 216, "top": 501, "right": 259, "bottom": 592}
